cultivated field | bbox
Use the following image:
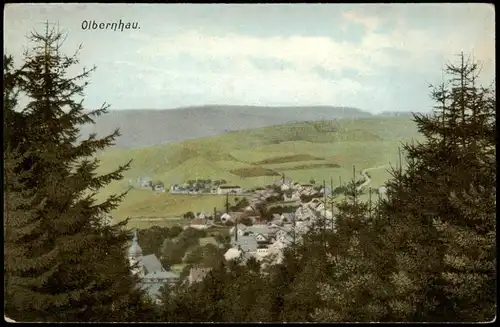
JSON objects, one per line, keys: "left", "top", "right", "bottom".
{"left": 94, "top": 117, "right": 423, "bottom": 224}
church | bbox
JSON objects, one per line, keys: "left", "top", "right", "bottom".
{"left": 127, "top": 230, "right": 180, "bottom": 304}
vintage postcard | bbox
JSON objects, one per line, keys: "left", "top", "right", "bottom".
{"left": 4, "top": 3, "right": 495, "bottom": 323}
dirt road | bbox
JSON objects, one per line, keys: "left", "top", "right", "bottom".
{"left": 356, "top": 165, "right": 388, "bottom": 192}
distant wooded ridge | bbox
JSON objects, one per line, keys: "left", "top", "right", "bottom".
{"left": 80, "top": 105, "right": 423, "bottom": 149}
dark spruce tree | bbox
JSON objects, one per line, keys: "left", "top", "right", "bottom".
{"left": 4, "top": 53, "right": 43, "bottom": 322}
{"left": 3, "top": 54, "right": 28, "bottom": 152}
{"left": 376, "top": 53, "right": 496, "bottom": 322}
{"left": 3, "top": 23, "right": 156, "bottom": 322}
{"left": 307, "top": 183, "right": 395, "bottom": 322}
{"left": 4, "top": 51, "right": 36, "bottom": 320}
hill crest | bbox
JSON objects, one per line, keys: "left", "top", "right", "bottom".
{"left": 81, "top": 105, "right": 375, "bottom": 149}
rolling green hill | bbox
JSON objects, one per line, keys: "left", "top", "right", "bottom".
{"left": 94, "top": 117, "right": 424, "bottom": 224}
{"left": 80, "top": 105, "right": 375, "bottom": 149}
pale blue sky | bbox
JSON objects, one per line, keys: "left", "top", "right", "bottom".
{"left": 4, "top": 3, "right": 495, "bottom": 113}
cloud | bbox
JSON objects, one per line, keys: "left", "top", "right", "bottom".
{"left": 342, "top": 9, "right": 381, "bottom": 33}
{"left": 4, "top": 4, "right": 494, "bottom": 112}
{"left": 134, "top": 10, "right": 494, "bottom": 76}
{"left": 125, "top": 32, "right": 383, "bottom": 107}
{"left": 114, "top": 55, "right": 366, "bottom": 107}
{"left": 134, "top": 31, "right": 378, "bottom": 75}
{"left": 126, "top": 12, "right": 493, "bottom": 109}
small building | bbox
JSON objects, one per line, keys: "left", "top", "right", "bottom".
{"left": 283, "top": 191, "right": 301, "bottom": 201}
{"left": 254, "top": 233, "right": 270, "bottom": 243}
{"left": 269, "top": 217, "right": 283, "bottom": 227}
{"left": 295, "top": 205, "right": 315, "bottom": 221}
{"left": 318, "top": 209, "right": 333, "bottom": 220}
{"left": 196, "top": 212, "right": 207, "bottom": 220}
{"left": 138, "top": 176, "right": 152, "bottom": 188}
{"left": 229, "top": 225, "right": 247, "bottom": 237}
{"left": 217, "top": 185, "right": 243, "bottom": 195}
{"left": 244, "top": 205, "right": 257, "bottom": 213}
{"left": 301, "top": 184, "right": 314, "bottom": 191}
{"left": 230, "top": 235, "right": 258, "bottom": 252}
{"left": 245, "top": 224, "right": 274, "bottom": 238}
{"left": 319, "top": 187, "right": 333, "bottom": 196}
{"left": 275, "top": 229, "right": 289, "bottom": 241}
{"left": 256, "top": 246, "right": 270, "bottom": 258}
{"left": 280, "top": 213, "right": 295, "bottom": 223}
{"left": 273, "top": 177, "right": 293, "bottom": 187}
{"left": 281, "top": 184, "right": 291, "bottom": 191}
{"left": 279, "top": 233, "right": 296, "bottom": 245}
{"left": 154, "top": 184, "right": 165, "bottom": 192}
{"left": 189, "top": 219, "right": 212, "bottom": 230}
{"left": 295, "top": 223, "right": 310, "bottom": 235}
{"left": 270, "top": 240, "right": 287, "bottom": 250}
{"left": 315, "top": 202, "right": 326, "bottom": 212}
{"left": 141, "top": 270, "right": 180, "bottom": 302}
{"left": 307, "top": 198, "right": 323, "bottom": 209}
{"left": 220, "top": 213, "right": 233, "bottom": 223}
{"left": 224, "top": 247, "right": 243, "bottom": 261}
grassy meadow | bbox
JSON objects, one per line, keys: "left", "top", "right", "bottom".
{"left": 94, "top": 117, "right": 424, "bottom": 225}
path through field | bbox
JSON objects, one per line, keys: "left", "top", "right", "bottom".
{"left": 356, "top": 165, "right": 389, "bottom": 191}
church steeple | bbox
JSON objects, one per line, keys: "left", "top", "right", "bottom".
{"left": 133, "top": 229, "right": 138, "bottom": 243}
{"left": 128, "top": 229, "right": 143, "bottom": 259}
{"left": 128, "top": 229, "right": 144, "bottom": 277}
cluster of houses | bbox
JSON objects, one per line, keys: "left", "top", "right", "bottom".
{"left": 125, "top": 174, "right": 387, "bottom": 301}
{"left": 122, "top": 198, "right": 335, "bottom": 306}
{"left": 222, "top": 196, "right": 336, "bottom": 266}
{"left": 242, "top": 188, "right": 281, "bottom": 215}
{"left": 132, "top": 176, "right": 251, "bottom": 195}
{"left": 183, "top": 212, "right": 243, "bottom": 230}
{"left": 181, "top": 177, "right": 339, "bottom": 270}
{"left": 170, "top": 184, "right": 246, "bottom": 195}
{"left": 274, "top": 177, "right": 335, "bottom": 201}
{"left": 183, "top": 176, "right": 338, "bottom": 230}
{"left": 275, "top": 177, "right": 313, "bottom": 201}
{"left": 133, "top": 170, "right": 382, "bottom": 198}
{"left": 132, "top": 175, "right": 338, "bottom": 199}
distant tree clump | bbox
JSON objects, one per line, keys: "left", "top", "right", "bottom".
{"left": 151, "top": 180, "right": 164, "bottom": 189}
{"left": 137, "top": 226, "right": 174, "bottom": 258}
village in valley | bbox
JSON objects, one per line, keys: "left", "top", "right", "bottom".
{"left": 123, "top": 172, "right": 388, "bottom": 304}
